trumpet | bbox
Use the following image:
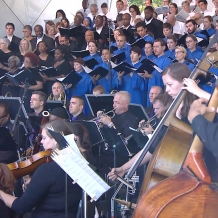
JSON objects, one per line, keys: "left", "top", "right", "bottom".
{"left": 42, "top": 111, "right": 50, "bottom": 117}
{"left": 90, "top": 109, "right": 116, "bottom": 122}
{"left": 137, "top": 115, "right": 157, "bottom": 132}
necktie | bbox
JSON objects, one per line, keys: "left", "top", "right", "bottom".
{"left": 93, "top": 15, "right": 96, "bottom": 23}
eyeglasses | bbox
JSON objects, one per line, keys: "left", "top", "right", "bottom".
{"left": 175, "top": 51, "right": 184, "bottom": 54}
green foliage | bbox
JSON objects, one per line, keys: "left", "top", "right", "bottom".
{"left": 129, "top": 0, "right": 163, "bottom": 12}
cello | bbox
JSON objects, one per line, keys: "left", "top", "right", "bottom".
{"left": 133, "top": 45, "right": 218, "bottom": 217}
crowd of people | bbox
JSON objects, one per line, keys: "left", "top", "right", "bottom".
{"left": 0, "top": 0, "right": 218, "bottom": 217}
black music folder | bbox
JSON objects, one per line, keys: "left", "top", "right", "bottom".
{"left": 0, "top": 75, "right": 9, "bottom": 84}
{"left": 112, "top": 62, "right": 136, "bottom": 76}
{"left": 39, "top": 67, "right": 57, "bottom": 77}
{"left": 71, "top": 50, "right": 90, "bottom": 58}
{"left": 110, "top": 45, "right": 118, "bottom": 52}
{"left": 55, "top": 71, "right": 82, "bottom": 87}
{"left": 59, "top": 26, "right": 84, "bottom": 38}
{"left": 137, "top": 58, "right": 157, "bottom": 74}
{"left": 130, "top": 38, "right": 147, "bottom": 48}
{"left": 111, "top": 52, "right": 126, "bottom": 64}
{"left": 84, "top": 58, "right": 99, "bottom": 69}
{"left": 88, "top": 66, "right": 108, "bottom": 78}
{"left": 6, "top": 69, "right": 37, "bottom": 86}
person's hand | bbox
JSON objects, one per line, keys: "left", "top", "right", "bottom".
{"left": 138, "top": 71, "right": 152, "bottom": 79}
{"left": 22, "top": 177, "right": 31, "bottom": 192}
{"left": 118, "top": 71, "right": 125, "bottom": 82}
{"left": 92, "top": 75, "right": 101, "bottom": 84}
{"left": 0, "top": 62, "right": 4, "bottom": 69}
{"left": 108, "top": 167, "right": 125, "bottom": 181}
{"left": 182, "top": 78, "right": 200, "bottom": 95}
{"left": 39, "top": 72, "right": 49, "bottom": 81}
{"left": 19, "top": 82, "right": 27, "bottom": 88}
{"left": 64, "top": 83, "right": 72, "bottom": 90}
{"left": 188, "top": 98, "right": 216, "bottom": 123}
{"left": 98, "top": 115, "right": 112, "bottom": 125}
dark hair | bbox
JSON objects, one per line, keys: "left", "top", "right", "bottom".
{"left": 0, "top": 163, "right": 15, "bottom": 194}
{"left": 116, "top": 0, "right": 124, "bottom": 4}
{"left": 93, "top": 85, "right": 105, "bottom": 94}
{"left": 24, "top": 52, "right": 40, "bottom": 67}
{"left": 163, "top": 22, "right": 173, "bottom": 30}
{"left": 135, "top": 21, "right": 147, "bottom": 30}
{"left": 70, "top": 96, "right": 85, "bottom": 106}
{"left": 167, "top": 35, "right": 177, "bottom": 43}
{"left": 145, "top": 41, "right": 153, "bottom": 47}
{"left": 73, "top": 57, "right": 85, "bottom": 66}
{"left": 198, "top": 0, "right": 207, "bottom": 4}
{"left": 144, "top": 6, "right": 154, "bottom": 12}
{"left": 169, "top": 3, "right": 178, "bottom": 14}
{"left": 185, "top": 19, "right": 197, "bottom": 26}
{"left": 61, "top": 18, "right": 70, "bottom": 27}
{"left": 61, "top": 35, "right": 70, "bottom": 41}
{"left": 32, "top": 91, "right": 47, "bottom": 104}
{"left": 55, "top": 45, "right": 67, "bottom": 56}
{"left": 129, "top": 5, "right": 141, "bottom": 15}
{"left": 76, "top": 12, "right": 85, "bottom": 20}
{"left": 68, "top": 123, "right": 91, "bottom": 150}
{"left": 154, "top": 38, "right": 166, "bottom": 47}
{"left": 5, "top": 22, "right": 15, "bottom": 30}
{"left": 23, "top": 25, "right": 32, "bottom": 32}
{"left": 162, "top": 63, "right": 197, "bottom": 118}
{"left": 56, "top": 9, "right": 66, "bottom": 18}
{"left": 88, "top": 40, "right": 98, "bottom": 48}
{"left": 101, "top": 2, "right": 108, "bottom": 8}
{"left": 0, "top": 101, "right": 11, "bottom": 116}
{"left": 130, "top": 46, "right": 142, "bottom": 56}
{"left": 37, "top": 41, "right": 48, "bottom": 53}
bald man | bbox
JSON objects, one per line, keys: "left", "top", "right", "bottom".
{"left": 166, "top": 14, "right": 186, "bottom": 36}
{"left": 146, "top": 86, "right": 162, "bottom": 118}
{"left": 81, "top": 30, "right": 102, "bottom": 50}
{"left": 97, "top": 91, "right": 138, "bottom": 138}
{"left": 50, "top": 82, "right": 64, "bottom": 101}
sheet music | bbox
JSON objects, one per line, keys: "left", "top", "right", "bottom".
{"left": 196, "top": 37, "right": 204, "bottom": 43}
{"left": 82, "top": 65, "right": 92, "bottom": 73}
{"left": 64, "top": 134, "right": 89, "bottom": 164}
{"left": 44, "top": 16, "right": 62, "bottom": 25}
{"left": 193, "top": 6, "right": 201, "bottom": 13}
{"left": 176, "top": 10, "right": 190, "bottom": 23}
{"left": 51, "top": 146, "right": 110, "bottom": 201}
{"left": 155, "top": 6, "right": 169, "bottom": 15}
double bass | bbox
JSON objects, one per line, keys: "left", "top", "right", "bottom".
{"left": 133, "top": 38, "right": 218, "bottom": 217}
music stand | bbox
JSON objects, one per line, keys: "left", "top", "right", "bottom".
{"left": 0, "top": 97, "right": 28, "bottom": 120}
{"left": 85, "top": 94, "right": 114, "bottom": 116}
{"left": 129, "top": 103, "right": 149, "bottom": 122}
{"left": 44, "top": 100, "right": 63, "bottom": 111}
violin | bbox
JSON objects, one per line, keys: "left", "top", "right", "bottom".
{"left": 7, "top": 150, "right": 52, "bottom": 179}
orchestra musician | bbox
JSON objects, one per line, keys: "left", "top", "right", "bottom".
{"left": 97, "top": 91, "right": 138, "bottom": 139}
{"left": 49, "top": 107, "right": 70, "bottom": 121}
{"left": 69, "top": 96, "right": 88, "bottom": 121}
{"left": 145, "top": 86, "right": 163, "bottom": 118}
{"left": 0, "top": 119, "right": 82, "bottom": 218}
{"left": 29, "top": 91, "right": 47, "bottom": 117}
{"left": 108, "top": 63, "right": 197, "bottom": 180}
{"left": 0, "top": 163, "right": 15, "bottom": 218}
{"left": 0, "top": 101, "right": 18, "bottom": 164}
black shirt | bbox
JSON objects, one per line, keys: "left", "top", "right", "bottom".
{"left": 112, "top": 110, "right": 138, "bottom": 138}
{"left": 12, "top": 161, "right": 82, "bottom": 218}
{"left": 38, "top": 55, "right": 54, "bottom": 68}
{"left": 54, "top": 60, "right": 72, "bottom": 77}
